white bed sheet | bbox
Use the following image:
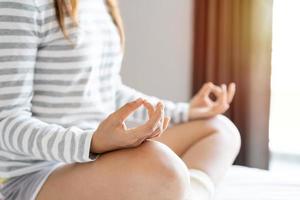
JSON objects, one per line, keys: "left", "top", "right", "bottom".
{"left": 215, "top": 166, "right": 300, "bottom": 200}
{"left": 1, "top": 166, "right": 299, "bottom": 200}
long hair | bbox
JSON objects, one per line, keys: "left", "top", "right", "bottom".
{"left": 54, "top": 0, "right": 125, "bottom": 48}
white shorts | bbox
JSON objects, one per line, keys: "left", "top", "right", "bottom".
{"left": 0, "top": 162, "right": 63, "bottom": 200}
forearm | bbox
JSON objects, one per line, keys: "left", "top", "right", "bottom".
{"left": 0, "top": 112, "right": 96, "bottom": 163}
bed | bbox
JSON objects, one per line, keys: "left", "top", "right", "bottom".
{"left": 215, "top": 166, "right": 300, "bottom": 200}
{"left": 1, "top": 166, "right": 299, "bottom": 200}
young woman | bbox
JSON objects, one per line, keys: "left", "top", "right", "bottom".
{"left": 0, "top": 0, "right": 241, "bottom": 199}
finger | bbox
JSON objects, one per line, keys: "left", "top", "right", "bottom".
{"left": 144, "top": 100, "right": 165, "bottom": 133}
{"left": 148, "top": 116, "right": 170, "bottom": 139}
{"left": 215, "top": 84, "right": 228, "bottom": 109}
{"left": 197, "top": 82, "right": 214, "bottom": 97}
{"left": 149, "top": 102, "right": 165, "bottom": 132}
{"left": 210, "top": 84, "right": 222, "bottom": 100}
{"left": 159, "top": 103, "right": 165, "bottom": 131}
{"left": 143, "top": 100, "right": 155, "bottom": 119}
{"left": 221, "top": 84, "right": 228, "bottom": 104}
{"left": 227, "top": 83, "right": 236, "bottom": 103}
{"left": 115, "top": 98, "right": 144, "bottom": 122}
{"left": 210, "top": 84, "right": 225, "bottom": 103}
{"left": 147, "top": 127, "right": 162, "bottom": 139}
{"left": 212, "top": 84, "right": 229, "bottom": 113}
{"left": 131, "top": 128, "right": 161, "bottom": 146}
{"left": 162, "top": 116, "right": 170, "bottom": 131}
{"left": 121, "top": 122, "right": 127, "bottom": 130}
{"left": 131, "top": 102, "right": 164, "bottom": 138}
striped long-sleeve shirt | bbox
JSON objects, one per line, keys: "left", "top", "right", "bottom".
{"left": 0, "top": 0, "right": 189, "bottom": 179}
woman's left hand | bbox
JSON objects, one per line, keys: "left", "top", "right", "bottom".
{"left": 188, "top": 82, "right": 236, "bottom": 121}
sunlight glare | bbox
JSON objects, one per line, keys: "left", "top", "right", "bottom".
{"left": 270, "top": 0, "right": 300, "bottom": 154}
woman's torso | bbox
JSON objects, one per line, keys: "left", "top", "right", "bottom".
{"left": 0, "top": 0, "right": 122, "bottom": 178}
{"left": 33, "top": 0, "right": 122, "bottom": 129}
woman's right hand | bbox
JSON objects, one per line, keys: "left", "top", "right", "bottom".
{"left": 91, "top": 98, "right": 170, "bottom": 154}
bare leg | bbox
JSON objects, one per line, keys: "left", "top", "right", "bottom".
{"left": 36, "top": 115, "right": 240, "bottom": 200}
{"left": 155, "top": 115, "right": 241, "bottom": 186}
{"left": 36, "top": 141, "right": 190, "bottom": 200}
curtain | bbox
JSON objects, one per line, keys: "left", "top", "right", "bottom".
{"left": 193, "top": 0, "right": 273, "bottom": 169}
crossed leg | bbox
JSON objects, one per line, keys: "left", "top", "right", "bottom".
{"left": 154, "top": 114, "right": 241, "bottom": 199}
{"left": 36, "top": 115, "right": 240, "bottom": 200}
{"left": 155, "top": 114, "right": 241, "bottom": 184}
{"left": 36, "top": 141, "right": 190, "bottom": 200}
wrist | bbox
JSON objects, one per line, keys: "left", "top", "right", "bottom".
{"left": 91, "top": 131, "right": 106, "bottom": 154}
{"left": 90, "top": 132, "right": 97, "bottom": 153}
{"left": 178, "top": 102, "right": 191, "bottom": 123}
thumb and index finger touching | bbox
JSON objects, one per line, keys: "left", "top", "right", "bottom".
{"left": 114, "top": 98, "right": 168, "bottom": 128}
{"left": 198, "top": 82, "right": 236, "bottom": 104}
{"left": 119, "top": 98, "right": 169, "bottom": 139}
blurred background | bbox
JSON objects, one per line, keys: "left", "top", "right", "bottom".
{"left": 119, "top": 0, "right": 193, "bottom": 103}
{"left": 119, "top": 0, "right": 300, "bottom": 173}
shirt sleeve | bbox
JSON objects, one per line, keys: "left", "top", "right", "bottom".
{"left": 115, "top": 75, "right": 190, "bottom": 125}
{"left": 0, "top": 1, "right": 96, "bottom": 163}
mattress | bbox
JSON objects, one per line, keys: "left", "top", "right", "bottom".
{"left": 0, "top": 166, "right": 299, "bottom": 200}
{"left": 215, "top": 166, "right": 300, "bottom": 200}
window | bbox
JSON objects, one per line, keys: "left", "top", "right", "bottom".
{"left": 269, "top": 0, "right": 300, "bottom": 171}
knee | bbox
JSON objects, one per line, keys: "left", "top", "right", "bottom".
{"left": 132, "top": 141, "right": 190, "bottom": 199}
{"left": 94, "top": 140, "right": 190, "bottom": 199}
{"left": 207, "top": 115, "right": 241, "bottom": 154}
{"left": 137, "top": 140, "right": 189, "bottom": 177}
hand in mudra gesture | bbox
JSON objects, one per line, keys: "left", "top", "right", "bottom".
{"left": 91, "top": 98, "right": 170, "bottom": 154}
{"left": 188, "top": 82, "right": 236, "bottom": 120}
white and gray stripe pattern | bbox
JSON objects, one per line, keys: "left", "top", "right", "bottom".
{"left": 0, "top": 0, "right": 189, "bottom": 179}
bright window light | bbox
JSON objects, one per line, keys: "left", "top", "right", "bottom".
{"left": 270, "top": 0, "right": 300, "bottom": 155}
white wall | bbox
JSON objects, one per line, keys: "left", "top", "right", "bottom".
{"left": 119, "top": 0, "right": 194, "bottom": 102}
